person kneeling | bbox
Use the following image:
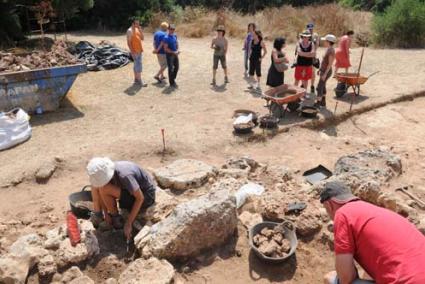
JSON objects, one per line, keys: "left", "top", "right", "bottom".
{"left": 86, "top": 157, "right": 156, "bottom": 240}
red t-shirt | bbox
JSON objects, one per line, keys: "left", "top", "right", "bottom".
{"left": 334, "top": 200, "right": 425, "bottom": 284}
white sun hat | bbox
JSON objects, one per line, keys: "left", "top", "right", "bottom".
{"left": 321, "top": 34, "right": 337, "bottom": 43}
{"left": 86, "top": 157, "right": 115, "bottom": 187}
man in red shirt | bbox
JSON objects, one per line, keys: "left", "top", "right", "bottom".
{"left": 320, "top": 181, "right": 425, "bottom": 284}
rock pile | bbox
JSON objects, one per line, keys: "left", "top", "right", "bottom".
{"left": 0, "top": 220, "right": 99, "bottom": 284}
{"left": 0, "top": 41, "right": 78, "bottom": 73}
{"left": 253, "top": 227, "right": 291, "bottom": 258}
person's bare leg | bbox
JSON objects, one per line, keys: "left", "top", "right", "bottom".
{"left": 91, "top": 187, "right": 102, "bottom": 213}
{"left": 99, "top": 183, "right": 120, "bottom": 215}
{"left": 249, "top": 76, "right": 255, "bottom": 88}
{"left": 256, "top": 76, "right": 261, "bottom": 90}
{"left": 224, "top": 68, "right": 229, "bottom": 83}
{"left": 311, "top": 71, "right": 316, "bottom": 92}
{"left": 160, "top": 67, "right": 166, "bottom": 79}
{"left": 294, "top": 79, "right": 299, "bottom": 86}
{"left": 301, "top": 80, "right": 308, "bottom": 89}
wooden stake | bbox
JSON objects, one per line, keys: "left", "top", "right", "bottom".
{"left": 161, "top": 128, "right": 166, "bottom": 153}
{"left": 350, "top": 47, "right": 365, "bottom": 111}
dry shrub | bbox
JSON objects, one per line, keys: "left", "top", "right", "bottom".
{"left": 150, "top": 4, "right": 372, "bottom": 42}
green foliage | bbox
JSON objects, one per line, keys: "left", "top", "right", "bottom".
{"left": 81, "top": 0, "right": 175, "bottom": 29}
{"left": 339, "top": 0, "right": 392, "bottom": 12}
{"left": 373, "top": 0, "right": 425, "bottom": 48}
{"left": 0, "top": 1, "right": 25, "bottom": 47}
{"left": 52, "top": 0, "right": 94, "bottom": 19}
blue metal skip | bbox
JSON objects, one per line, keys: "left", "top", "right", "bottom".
{"left": 0, "top": 64, "right": 87, "bottom": 113}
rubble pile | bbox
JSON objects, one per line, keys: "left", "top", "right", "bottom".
{"left": 253, "top": 227, "right": 291, "bottom": 258}
{"left": 0, "top": 220, "right": 99, "bottom": 284}
{"left": 2, "top": 151, "right": 424, "bottom": 283}
{"left": 0, "top": 41, "right": 78, "bottom": 73}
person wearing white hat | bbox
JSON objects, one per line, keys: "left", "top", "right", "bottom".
{"left": 316, "top": 34, "right": 336, "bottom": 108}
{"left": 87, "top": 158, "right": 155, "bottom": 240}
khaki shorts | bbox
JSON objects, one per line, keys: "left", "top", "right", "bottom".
{"left": 157, "top": 54, "right": 167, "bottom": 69}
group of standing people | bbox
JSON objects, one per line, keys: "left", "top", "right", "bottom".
{"left": 126, "top": 18, "right": 355, "bottom": 108}
{"left": 127, "top": 19, "right": 180, "bottom": 88}
{"left": 245, "top": 22, "right": 354, "bottom": 107}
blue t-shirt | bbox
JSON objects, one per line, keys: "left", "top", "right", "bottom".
{"left": 162, "top": 34, "right": 178, "bottom": 53}
{"left": 153, "top": 30, "right": 166, "bottom": 54}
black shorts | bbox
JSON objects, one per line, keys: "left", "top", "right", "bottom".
{"left": 119, "top": 187, "right": 155, "bottom": 211}
{"left": 213, "top": 55, "right": 226, "bottom": 69}
{"left": 249, "top": 58, "right": 261, "bottom": 77}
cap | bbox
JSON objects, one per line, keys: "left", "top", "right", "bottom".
{"left": 216, "top": 25, "right": 225, "bottom": 32}
{"left": 160, "top": 22, "right": 169, "bottom": 30}
{"left": 300, "top": 30, "right": 312, "bottom": 38}
{"left": 168, "top": 24, "right": 176, "bottom": 30}
{"left": 306, "top": 23, "right": 314, "bottom": 29}
{"left": 321, "top": 34, "right": 337, "bottom": 43}
{"left": 319, "top": 181, "right": 358, "bottom": 203}
{"left": 86, "top": 157, "right": 115, "bottom": 188}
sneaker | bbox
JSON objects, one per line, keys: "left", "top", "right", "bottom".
{"left": 210, "top": 79, "right": 216, "bottom": 86}
{"left": 224, "top": 76, "right": 229, "bottom": 84}
{"left": 154, "top": 75, "right": 162, "bottom": 83}
{"left": 135, "top": 80, "right": 148, "bottom": 87}
{"left": 90, "top": 211, "right": 103, "bottom": 228}
{"left": 170, "top": 83, "right": 178, "bottom": 89}
{"left": 110, "top": 214, "right": 124, "bottom": 230}
{"left": 248, "top": 84, "right": 254, "bottom": 89}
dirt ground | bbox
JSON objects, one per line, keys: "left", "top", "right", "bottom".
{"left": 1, "top": 32, "right": 425, "bottom": 283}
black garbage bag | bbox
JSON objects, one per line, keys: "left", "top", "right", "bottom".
{"left": 70, "top": 41, "right": 132, "bottom": 71}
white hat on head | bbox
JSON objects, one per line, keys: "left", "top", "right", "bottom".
{"left": 321, "top": 34, "right": 337, "bottom": 43}
{"left": 86, "top": 157, "right": 115, "bottom": 187}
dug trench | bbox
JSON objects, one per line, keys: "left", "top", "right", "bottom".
{"left": 2, "top": 95, "right": 425, "bottom": 283}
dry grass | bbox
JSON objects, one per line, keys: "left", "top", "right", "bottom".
{"left": 149, "top": 4, "right": 372, "bottom": 43}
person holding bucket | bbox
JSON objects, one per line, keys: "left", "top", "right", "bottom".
{"left": 266, "top": 37, "right": 289, "bottom": 88}
{"left": 87, "top": 157, "right": 156, "bottom": 240}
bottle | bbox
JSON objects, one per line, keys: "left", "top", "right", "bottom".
{"left": 35, "top": 100, "right": 43, "bottom": 115}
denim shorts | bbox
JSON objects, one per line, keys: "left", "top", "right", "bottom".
{"left": 132, "top": 53, "right": 142, "bottom": 73}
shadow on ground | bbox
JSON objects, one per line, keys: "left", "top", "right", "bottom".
{"left": 249, "top": 250, "right": 297, "bottom": 282}
{"left": 124, "top": 84, "right": 143, "bottom": 96}
{"left": 30, "top": 97, "right": 84, "bottom": 126}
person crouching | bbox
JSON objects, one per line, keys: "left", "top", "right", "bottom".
{"left": 87, "top": 157, "right": 155, "bottom": 240}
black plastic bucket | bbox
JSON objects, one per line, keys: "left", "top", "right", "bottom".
{"left": 249, "top": 221, "right": 298, "bottom": 263}
{"left": 69, "top": 185, "right": 93, "bottom": 219}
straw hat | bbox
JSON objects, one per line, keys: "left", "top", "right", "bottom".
{"left": 86, "top": 157, "right": 115, "bottom": 187}
{"left": 299, "top": 30, "right": 312, "bottom": 38}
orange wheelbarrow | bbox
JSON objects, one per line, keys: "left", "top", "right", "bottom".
{"left": 262, "top": 84, "right": 306, "bottom": 118}
{"left": 335, "top": 72, "right": 369, "bottom": 97}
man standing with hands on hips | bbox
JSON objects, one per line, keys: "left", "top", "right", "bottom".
{"left": 127, "top": 18, "right": 147, "bottom": 87}
{"left": 163, "top": 24, "right": 180, "bottom": 88}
